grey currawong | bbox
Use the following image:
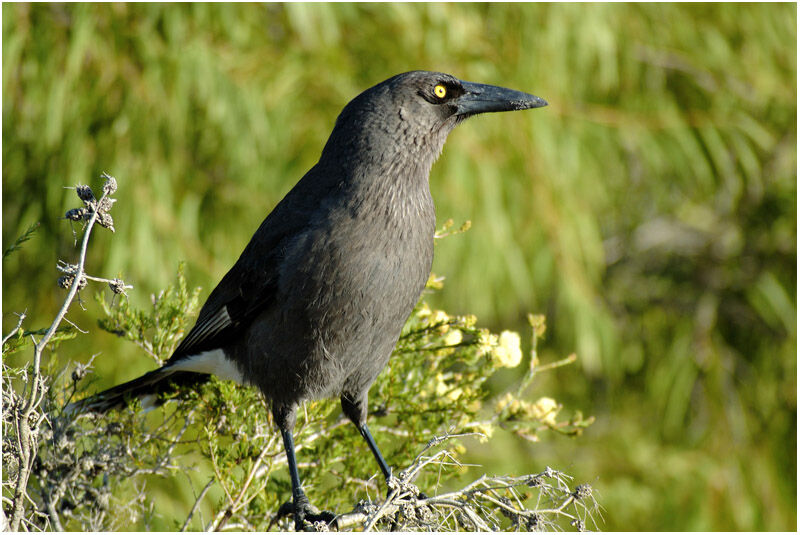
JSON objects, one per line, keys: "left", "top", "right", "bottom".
{"left": 72, "top": 71, "right": 547, "bottom": 530}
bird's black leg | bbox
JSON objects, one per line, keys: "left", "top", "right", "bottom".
{"left": 358, "top": 423, "right": 392, "bottom": 481}
{"left": 274, "top": 406, "right": 335, "bottom": 531}
{"left": 281, "top": 430, "right": 311, "bottom": 529}
{"left": 341, "top": 393, "right": 395, "bottom": 488}
{"left": 341, "top": 392, "right": 430, "bottom": 504}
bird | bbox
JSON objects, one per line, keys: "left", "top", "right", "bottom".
{"left": 71, "top": 71, "right": 547, "bottom": 530}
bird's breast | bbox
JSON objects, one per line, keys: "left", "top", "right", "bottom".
{"left": 256, "top": 176, "right": 436, "bottom": 402}
{"left": 281, "top": 182, "right": 435, "bottom": 333}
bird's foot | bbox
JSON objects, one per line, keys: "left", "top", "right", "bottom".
{"left": 385, "top": 474, "right": 427, "bottom": 501}
{"left": 274, "top": 494, "right": 336, "bottom": 532}
{"left": 382, "top": 475, "right": 431, "bottom": 530}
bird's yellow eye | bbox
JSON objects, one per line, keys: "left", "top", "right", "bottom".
{"left": 434, "top": 84, "right": 447, "bottom": 99}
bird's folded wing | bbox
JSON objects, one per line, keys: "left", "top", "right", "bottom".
{"left": 168, "top": 269, "right": 279, "bottom": 362}
{"left": 166, "top": 165, "right": 330, "bottom": 364}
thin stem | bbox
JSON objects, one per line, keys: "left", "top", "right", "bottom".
{"left": 181, "top": 478, "right": 215, "bottom": 532}
{"left": 8, "top": 186, "right": 109, "bottom": 531}
{"left": 2, "top": 311, "right": 27, "bottom": 347}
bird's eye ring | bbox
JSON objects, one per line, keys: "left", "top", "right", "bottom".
{"left": 434, "top": 84, "right": 447, "bottom": 99}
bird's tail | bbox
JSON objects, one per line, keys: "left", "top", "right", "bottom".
{"left": 65, "top": 368, "right": 210, "bottom": 415}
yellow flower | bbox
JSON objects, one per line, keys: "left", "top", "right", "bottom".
{"left": 460, "top": 314, "right": 478, "bottom": 328}
{"left": 477, "top": 331, "right": 498, "bottom": 357}
{"left": 434, "top": 372, "right": 462, "bottom": 400}
{"left": 531, "top": 397, "right": 559, "bottom": 425}
{"left": 435, "top": 373, "right": 448, "bottom": 396}
{"left": 494, "top": 392, "right": 515, "bottom": 413}
{"left": 527, "top": 313, "right": 547, "bottom": 337}
{"left": 425, "top": 273, "right": 444, "bottom": 290}
{"left": 417, "top": 303, "right": 432, "bottom": 317}
{"left": 473, "top": 422, "right": 495, "bottom": 443}
{"left": 447, "top": 387, "right": 463, "bottom": 401}
{"left": 444, "top": 329, "right": 463, "bottom": 346}
{"left": 431, "top": 310, "right": 449, "bottom": 324}
{"left": 429, "top": 309, "right": 451, "bottom": 333}
{"left": 491, "top": 331, "right": 523, "bottom": 368}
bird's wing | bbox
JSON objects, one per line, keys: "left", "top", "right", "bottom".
{"left": 168, "top": 265, "right": 279, "bottom": 360}
{"left": 166, "top": 164, "right": 337, "bottom": 365}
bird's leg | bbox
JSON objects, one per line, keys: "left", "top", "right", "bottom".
{"left": 358, "top": 423, "right": 392, "bottom": 481}
{"left": 343, "top": 400, "right": 427, "bottom": 532}
{"left": 358, "top": 422, "right": 432, "bottom": 502}
{"left": 341, "top": 393, "right": 394, "bottom": 486}
{"left": 274, "top": 406, "right": 335, "bottom": 531}
{"left": 342, "top": 392, "right": 425, "bottom": 500}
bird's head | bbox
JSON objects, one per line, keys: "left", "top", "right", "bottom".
{"left": 392, "top": 70, "right": 547, "bottom": 124}
{"left": 321, "top": 71, "right": 547, "bottom": 174}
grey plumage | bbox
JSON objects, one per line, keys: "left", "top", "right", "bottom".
{"left": 73, "top": 71, "right": 547, "bottom": 529}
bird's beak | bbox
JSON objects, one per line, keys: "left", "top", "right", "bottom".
{"left": 455, "top": 80, "right": 548, "bottom": 117}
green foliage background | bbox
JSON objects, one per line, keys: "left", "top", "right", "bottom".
{"left": 2, "top": 3, "right": 796, "bottom": 531}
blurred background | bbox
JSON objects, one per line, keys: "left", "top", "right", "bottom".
{"left": 2, "top": 3, "right": 796, "bottom": 530}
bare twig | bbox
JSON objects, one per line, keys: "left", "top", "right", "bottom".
{"left": 331, "top": 433, "right": 600, "bottom": 532}
{"left": 211, "top": 441, "right": 274, "bottom": 532}
{"left": 181, "top": 478, "right": 215, "bottom": 532}
{"left": 6, "top": 174, "right": 121, "bottom": 531}
{"left": 1, "top": 311, "right": 27, "bottom": 347}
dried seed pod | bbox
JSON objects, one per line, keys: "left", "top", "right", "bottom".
{"left": 97, "top": 196, "right": 117, "bottom": 213}
{"left": 57, "top": 274, "right": 87, "bottom": 291}
{"left": 526, "top": 475, "right": 544, "bottom": 487}
{"left": 102, "top": 173, "right": 117, "bottom": 195}
{"left": 57, "top": 261, "right": 78, "bottom": 275}
{"left": 108, "top": 278, "right": 128, "bottom": 295}
{"left": 71, "top": 365, "right": 88, "bottom": 382}
{"left": 76, "top": 184, "right": 96, "bottom": 203}
{"left": 65, "top": 207, "right": 87, "bottom": 221}
{"left": 573, "top": 484, "right": 592, "bottom": 500}
{"left": 96, "top": 211, "right": 115, "bottom": 232}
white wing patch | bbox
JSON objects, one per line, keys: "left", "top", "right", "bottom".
{"left": 168, "top": 349, "right": 246, "bottom": 384}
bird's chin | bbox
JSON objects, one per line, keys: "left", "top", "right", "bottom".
{"left": 453, "top": 112, "right": 474, "bottom": 123}
{"left": 432, "top": 115, "right": 466, "bottom": 139}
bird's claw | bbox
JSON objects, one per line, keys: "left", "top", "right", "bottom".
{"left": 274, "top": 495, "right": 336, "bottom": 531}
{"left": 384, "top": 475, "right": 427, "bottom": 502}
{"left": 300, "top": 509, "right": 336, "bottom": 532}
